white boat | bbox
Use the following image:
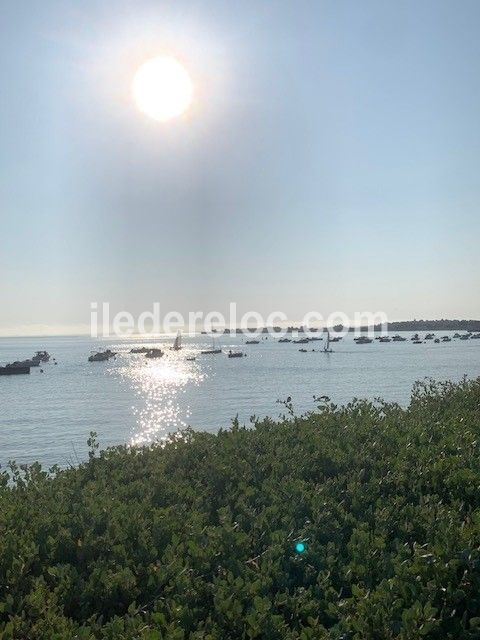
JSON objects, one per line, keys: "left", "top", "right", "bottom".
{"left": 201, "top": 335, "right": 221, "bottom": 355}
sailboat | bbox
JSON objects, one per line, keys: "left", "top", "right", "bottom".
{"left": 171, "top": 331, "right": 182, "bottom": 351}
{"left": 323, "top": 330, "right": 333, "bottom": 353}
{"left": 201, "top": 335, "right": 222, "bottom": 355}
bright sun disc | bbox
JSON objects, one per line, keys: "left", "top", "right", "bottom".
{"left": 132, "top": 56, "right": 194, "bottom": 122}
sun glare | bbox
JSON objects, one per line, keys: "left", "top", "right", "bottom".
{"left": 132, "top": 56, "right": 194, "bottom": 122}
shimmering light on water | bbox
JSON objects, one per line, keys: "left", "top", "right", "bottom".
{"left": 119, "top": 354, "right": 204, "bottom": 446}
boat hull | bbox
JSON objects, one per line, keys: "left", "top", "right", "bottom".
{"left": 0, "top": 366, "right": 30, "bottom": 375}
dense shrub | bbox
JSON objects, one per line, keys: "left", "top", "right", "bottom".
{"left": 1, "top": 378, "right": 480, "bottom": 639}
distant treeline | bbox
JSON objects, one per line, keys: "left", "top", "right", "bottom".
{"left": 220, "top": 319, "right": 480, "bottom": 333}
{"left": 365, "top": 319, "right": 480, "bottom": 332}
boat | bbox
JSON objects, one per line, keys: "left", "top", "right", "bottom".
{"left": 330, "top": 336, "right": 342, "bottom": 342}
{"left": 471, "top": 333, "right": 480, "bottom": 339}
{"left": 354, "top": 336, "right": 373, "bottom": 344}
{"left": 460, "top": 335, "right": 470, "bottom": 340}
{"left": 34, "top": 351, "right": 50, "bottom": 362}
{"left": 434, "top": 338, "right": 440, "bottom": 343}
{"left": 323, "top": 330, "right": 333, "bottom": 353}
{"left": 130, "top": 347, "right": 150, "bottom": 354}
{"left": 299, "top": 348, "right": 308, "bottom": 353}
{"left": 8, "top": 359, "right": 40, "bottom": 368}
{"left": 411, "top": 333, "right": 420, "bottom": 341}
{"left": 201, "top": 336, "right": 222, "bottom": 355}
{"left": 379, "top": 337, "right": 391, "bottom": 343}
{"left": 245, "top": 339, "right": 260, "bottom": 345}
{"left": 171, "top": 331, "right": 182, "bottom": 351}
{"left": 413, "top": 340, "right": 423, "bottom": 344}
{"left": 228, "top": 350, "right": 245, "bottom": 358}
{"left": 145, "top": 348, "right": 164, "bottom": 359}
{"left": 425, "top": 333, "right": 435, "bottom": 340}
{"left": 88, "top": 349, "right": 117, "bottom": 362}
{"left": 0, "top": 365, "right": 30, "bottom": 375}
{"left": 293, "top": 338, "right": 309, "bottom": 344}
{"left": 278, "top": 338, "right": 291, "bottom": 343}
{"left": 186, "top": 356, "right": 196, "bottom": 361}
{"left": 392, "top": 335, "right": 406, "bottom": 342}
{"left": 442, "top": 336, "right": 452, "bottom": 342}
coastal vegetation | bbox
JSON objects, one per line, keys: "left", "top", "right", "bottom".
{"left": 1, "top": 377, "right": 480, "bottom": 639}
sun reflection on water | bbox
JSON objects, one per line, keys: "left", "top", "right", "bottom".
{"left": 116, "top": 351, "right": 204, "bottom": 447}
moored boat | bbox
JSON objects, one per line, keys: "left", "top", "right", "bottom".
{"left": 323, "top": 330, "right": 333, "bottom": 353}
{"left": 0, "top": 365, "right": 30, "bottom": 375}
{"left": 8, "top": 359, "right": 40, "bottom": 368}
{"left": 88, "top": 349, "right": 117, "bottom": 362}
{"left": 171, "top": 332, "right": 182, "bottom": 351}
{"left": 354, "top": 336, "right": 373, "bottom": 344}
{"left": 145, "top": 348, "right": 164, "bottom": 359}
{"left": 202, "top": 336, "right": 221, "bottom": 354}
{"left": 34, "top": 351, "right": 50, "bottom": 362}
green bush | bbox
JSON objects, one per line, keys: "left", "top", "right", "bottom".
{"left": 2, "top": 378, "right": 480, "bottom": 639}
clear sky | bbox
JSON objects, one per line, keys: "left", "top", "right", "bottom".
{"left": 1, "top": 0, "right": 479, "bottom": 335}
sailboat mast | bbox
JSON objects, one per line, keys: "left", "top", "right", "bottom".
{"left": 324, "top": 329, "right": 331, "bottom": 352}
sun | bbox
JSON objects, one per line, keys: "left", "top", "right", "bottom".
{"left": 132, "top": 56, "right": 194, "bottom": 122}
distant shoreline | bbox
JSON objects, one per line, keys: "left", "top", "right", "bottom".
{"left": 1, "top": 319, "right": 480, "bottom": 339}
{"left": 221, "top": 320, "right": 480, "bottom": 334}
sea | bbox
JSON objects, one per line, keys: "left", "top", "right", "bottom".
{"left": 0, "top": 332, "right": 479, "bottom": 468}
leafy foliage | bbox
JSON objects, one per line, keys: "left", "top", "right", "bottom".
{"left": 1, "top": 378, "right": 480, "bottom": 639}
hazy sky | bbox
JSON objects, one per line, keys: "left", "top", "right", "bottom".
{"left": 1, "top": 0, "right": 480, "bottom": 335}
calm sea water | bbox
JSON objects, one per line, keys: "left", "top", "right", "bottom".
{"left": 0, "top": 333, "right": 479, "bottom": 468}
